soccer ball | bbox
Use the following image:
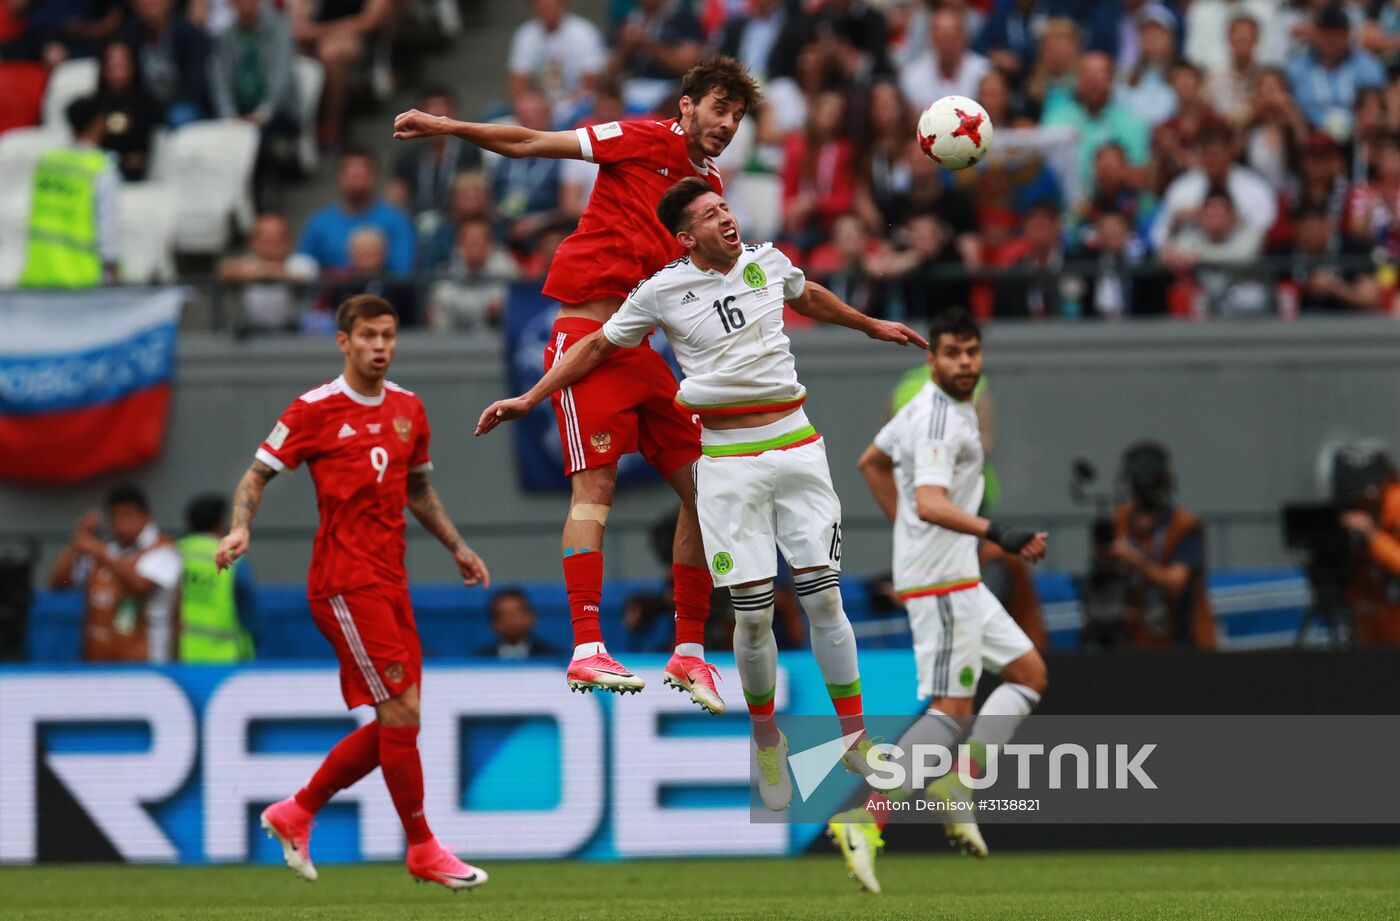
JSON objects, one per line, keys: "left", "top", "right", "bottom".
{"left": 917, "top": 95, "right": 993, "bottom": 170}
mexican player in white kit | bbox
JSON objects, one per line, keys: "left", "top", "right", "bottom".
{"left": 827, "top": 309, "right": 1050, "bottom": 894}
{"left": 476, "top": 177, "right": 926, "bottom": 813}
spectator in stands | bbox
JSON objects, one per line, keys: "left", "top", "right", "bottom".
{"left": 520, "top": 219, "right": 572, "bottom": 279}
{"left": 19, "top": 97, "right": 119, "bottom": 289}
{"left": 1275, "top": 130, "right": 1349, "bottom": 244}
{"left": 218, "top": 212, "right": 318, "bottom": 333}
{"left": 508, "top": 0, "right": 607, "bottom": 123}
{"left": 1042, "top": 51, "right": 1149, "bottom": 193}
{"left": 1243, "top": 67, "right": 1310, "bottom": 190}
{"left": 1078, "top": 142, "right": 1153, "bottom": 242}
{"left": 1080, "top": 209, "right": 1162, "bottom": 318}
{"left": 781, "top": 89, "right": 855, "bottom": 248}
{"left": 1108, "top": 442, "right": 1218, "bottom": 649}
{"left": 898, "top": 8, "right": 990, "bottom": 113}
{"left": 120, "top": 0, "right": 211, "bottom": 127}
{"left": 1344, "top": 133, "right": 1400, "bottom": 258}
{"left": 1206, "top": 13, "right": 1266, "bottom": 124}
{"left": 208, "top": 0, "right": 300, "bottom": 141}
{"left": 1151, "top": 62, "right": 1230, "bottom": 193}
{"left": 1023, "top": 16, "right": 1079, "bottom": 121}
{"left": 993, "top": 201, "right": 1083, "bottom": 318}
{"left": 1151, "top": 125, "right": 1278, "bottom": 251}
{"left": 423, "top": 170, "right": 495, "bottom": 270}
{"left": 474, "top": 589, "right": 560, "bottom": 659}
{"left": 807, "top": 0, "right": 895, "bottom": 85}
{"left": 1286, "top": 3, "right": 1385, "bottom": 137}
{"left": 321, "top": 225, "right": 420, "bottom": 325}
{"left": 854, "top": 80, "right": 914, "bottom": 232}
{"left": 49, "top": 485, "right": 182, "bottom": 664}
{"left": 178, "top": 495, "right": 256, "bottom": 663}
{"left": 1185, "top": 0, "right": 1279, "bottom": 73}
{"left": 387, "top": 86, "right": 483, "bottom": 227}
{"left": 609, "top": 0, "right": 704, "bottom": 113}
{"left": 867, "top": 212, "right": 970, "bottom": 320}
{"left": 427, "top": 217, "right": 519, "bottom": 331}
{"left": 1362, "top": 0, "right": 1400, "bottom": 74}
{"left": 714, "top": 0, "right": 805, "bottom": 82}
{"left": 491, "top": 90, "right": 564, "bottom": 249}
{"left": 808, "top": 213, "right": 876, "bottom": 313}
{"left": 298, "top": 147, "right": 416, "bottom": 274}
{"left": 292, "top": 0, "right": 392, "bottom": 147}
{"left": 976, "top": 0, "right": 1052, "bottom": 88}
{"left": 1115, "top": 3, "right": 1180, "bottom": 129}
{"left": 1288, "top": 204, "right": 1379, "bottom": 311}
{"left": 95, "top": 41, "right": 159, "bottom": 182}
{"left": 1, "top": 0, "right": 125, "bottom": 63}
{"left": 1350, "top": 86, "right": 1390, "bottom": 184}
{"left": 1161, "top": 189, "right": 1271, "bottom": 316}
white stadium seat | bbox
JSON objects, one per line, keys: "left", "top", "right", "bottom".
{"left": 119, "top": 183, "right": 178, "bottom": 284}
{"left": 729, "top": 172, "right": 783, "bottom": 243}
{"left": 294, "top": 56, "right": 324, "bottom": 174}
{"left": 166, "top": 119, "right": 259, "bottom": 254}
{"left": 41, "top": 57, "right": 100, "bottom": 136}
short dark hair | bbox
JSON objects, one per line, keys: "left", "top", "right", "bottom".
{"left": 336, "top": 294, "right": 399, "bottom": 334}
{"left": 489, "top": 588, "right": 531, "bottom": 618}
{"left": 106, "top": 484, "right": 149, "bottom": 512}
{"left": 656, "top": 177, "right": 718, "bottom": 235}
{"left": 420, "top": 84, "right": 456, "bottom": 105}
{"left": 680, "top": 56, "right": 761, "bottom": 116}
{"left": 1203, "top": 186, "right": 1236, "bottom": 210}
{"left": 185, "top": 495, "right": 226, "bottom": 533}
{"left": 66, "top": 95, "right": 102, "bottom": 136}
{"left": 928, "top": 308, "right": 982, "bottom": 345}
{"left": 339, "top": 145, "right": 377, "bottom": 168}
{"left": 1198, "top": 124, "right": 1235, "bottom": 148}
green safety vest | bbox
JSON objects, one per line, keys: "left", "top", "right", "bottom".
{"left": 19, "top": 147, "right": 108, "bottom": 289}
{"left": 178, "top": 534, "right": 252, "bottom": 663}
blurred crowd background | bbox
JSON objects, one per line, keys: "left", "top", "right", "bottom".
{"left": 6, "top": 0, "right": 1400, "bottom": 329}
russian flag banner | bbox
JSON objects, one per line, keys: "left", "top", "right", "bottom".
{"left": 0, "top": 288, "right": 182, "bottom": 484}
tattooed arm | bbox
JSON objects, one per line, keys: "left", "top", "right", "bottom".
{"left": 407, "top": 470, "right": 491, "bottom": 588}
{"left": 215, "top": 460, "right": 278, "bottom": 571}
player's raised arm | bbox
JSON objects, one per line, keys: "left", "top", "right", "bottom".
{"left": 215, "top": 459, "right": 278, "bottom": 570}
{"left": 475, "top": 329, "right": 620, "bottom": 436}
{"left": 406, "top": 470, "right": 491, "bottom": 588}
{"left": 788, "top": 281, "right": 929, "bottom": 350}
{"left": 392, "top": 110, "right": 583, "bottom": 160}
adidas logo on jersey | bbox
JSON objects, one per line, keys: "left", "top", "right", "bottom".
{"left": 681, "top": 291, "right": 698, "bottom": 305}
{"left": 338, "top": 423, "right": 357, "bottom": 439}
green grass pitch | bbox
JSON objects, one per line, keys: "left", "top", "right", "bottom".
{"left": 3, "top": 849, "right": 1397, "bottom": 920}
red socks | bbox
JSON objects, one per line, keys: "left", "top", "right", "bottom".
{"left": 833, "top": 691, "right": 866, "bottom": 740}
{"left": 748, "top": 697, "right": 781, "bottom": 748}
{"left": 672, "top": 562, "right": 711, "bottom": 646}
{"left": 294, "top": 721, "right": 380, "bottom": 814}
{"left": 563, "top": 550, "right": 604, "bottom": 646}
{"left": 863, "top": 791, "right": 894, "bottom": 830}
{"left": 379, "top": 724, "right": 432, "bottom": 845}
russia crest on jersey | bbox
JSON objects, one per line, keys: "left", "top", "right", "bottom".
{"left": 0, "top": 288, "right": 181, "bottom": 484}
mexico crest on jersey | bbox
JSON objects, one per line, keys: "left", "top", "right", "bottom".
{"left": 393, "top": 417, "right": 412, "bottom": 442}
{"left": 743, "top": 263, "right": 767, "bottom": 288}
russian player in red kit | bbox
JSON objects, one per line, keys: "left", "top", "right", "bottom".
{"left": 393, "top": 58, "right": 760, "bottom": 709}
{"left": 215, "top": 295, "right": 491, "bottom": 890}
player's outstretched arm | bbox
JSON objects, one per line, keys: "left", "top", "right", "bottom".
{"left": 475, "top": 329, "right": 619, "bottom": 436}
{"left": 392, "top": 109, "right": 583, "bottom": 160}
{"left": 406, "top": 471, "right": 491, "bottom": 588}
{"left": 216, "top": 460, "right": 278, "bottom": 571}
{"left": 858, "top": 444, "right": 899, "bottom": 524}
{"left": 916, "top": 485, "right": 1048, "bottom": 563}
{"left": 788, "top": 281, "right": 929, "bottom": 349}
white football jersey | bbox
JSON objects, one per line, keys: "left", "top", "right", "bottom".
{"left": 873, "top": 379, "right": 985, "bottom": 599}
{"left": 601, "top": 242, "right": 808, "bottom": 415}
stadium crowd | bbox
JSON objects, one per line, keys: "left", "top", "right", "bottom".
{"left": 6, "top": 0, "right": 1400, "bottom": 326}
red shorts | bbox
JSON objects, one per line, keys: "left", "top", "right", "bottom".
{"left": 310, "top": 584, "right": 421, "bottom": 709}
{"left": 545, "top": 317, "right": 701, "bottom": 478}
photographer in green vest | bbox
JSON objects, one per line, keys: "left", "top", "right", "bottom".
{"left": 20, "top": 95, "right": 121, "bottom": 289}
{"left": 179, "top": 495, "right": 258, "bottom": 663}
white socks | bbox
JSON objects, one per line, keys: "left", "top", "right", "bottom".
{"left": 729, "top": 582, "right": 778, "bottom": 710}
{"left": 793, "top": 568, "right": 860, "bottom": 689}
{"left": 572, "top": 642, "right": 607, "bottom": 660}
{"left": 968, "top": 682, "right": 1041, "bottom": 748}
{"left": 675, "top": 642, "right": 705, "bottom": 658}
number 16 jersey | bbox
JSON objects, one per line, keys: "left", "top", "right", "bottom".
{"left": 255, "top": 375, "right": 432, "bottom": 599}
{"left": 602, "top": 242, "right": 808, "bottom": 420}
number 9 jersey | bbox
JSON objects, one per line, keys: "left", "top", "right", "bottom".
{"left": 255, "top": 375, "right": 432, "bottom": 600}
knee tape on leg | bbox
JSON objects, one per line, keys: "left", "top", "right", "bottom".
{"left": 569, "top": 503, "right": 610, "bottom": 524}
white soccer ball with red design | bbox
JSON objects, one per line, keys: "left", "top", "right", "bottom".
{"left": 917, "top": 95, "right": 993, "bottom": 170}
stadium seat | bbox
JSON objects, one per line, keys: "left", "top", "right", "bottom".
{"left": 294, "top": 56, "right": 324, "bottom": 174}
{"left": 730, "top": 172, "right": 783, "bottom": 243}
{"left": 119, "top": 183, "right": 178, "bottom": 283}
{"left": 147, "top": 126, "right": 173, "bottom": 182}
{"left": 41, "top": 58, "right": 99, "bottom": 136}
{"left": 166, "top": 119, "right": 259, "bottom": 254}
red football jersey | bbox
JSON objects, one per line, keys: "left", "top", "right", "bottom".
{"left": 256, "top": 375, "right": 431, "bottom": 599}
{"left": 543, "top": 118, "right": 723, "bottom": 306}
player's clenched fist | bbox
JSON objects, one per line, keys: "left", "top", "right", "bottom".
{"left": 215, "top": 527, "right": 250, "bottom": 571}
{"left": 393, "top": 109, "right": 445, "bottom": 140}
{"left": 475, "top": 397, "right": 533, "bottom": 436}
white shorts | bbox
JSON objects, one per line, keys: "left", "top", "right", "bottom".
{"left": 906, "top": 584, "right": 1034, "bottom": 699}
{"left": 693, "top": 414, "right": 842, "bottom": 587}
